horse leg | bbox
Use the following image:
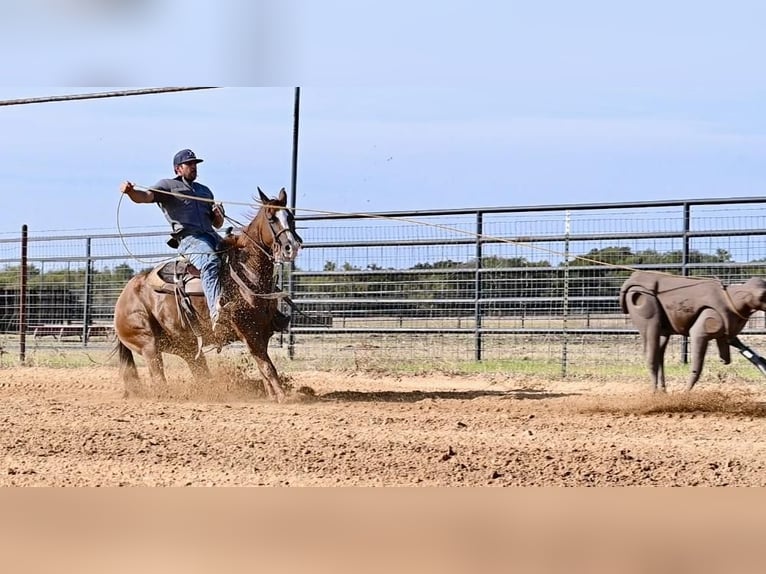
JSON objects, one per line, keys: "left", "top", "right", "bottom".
{"left": 115, "top": 339, "right": 143, "bottom": 397}
{"left": 240, "top": 333, "right": 285, "bottom": 402}
{"left": 116, "top": 339, "right": 140, "bottom": 385}
{"left": 180, "top": 348, "right": 212, "bottom": 384}
{"left": 140, "top": 339, "right": 168, "bottom": 388}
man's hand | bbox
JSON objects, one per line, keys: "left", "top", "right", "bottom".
{"left": 120, "top": 181, "right": 134, "bottom": 194}
{"left": 212, "top": 202, "right": 225, "bottom": 228}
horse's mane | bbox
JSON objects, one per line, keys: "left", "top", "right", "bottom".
{"left": 218, "top": 197, "right": 266, "bottom": 251}
{"left": 242, "top": 194, "right": 271, "bottom": 223}
{"left": 241, "top": 204, "right": 258, "bottom": 223}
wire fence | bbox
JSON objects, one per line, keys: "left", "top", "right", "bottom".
{"left": 4, "top": 196, "right": 766, "bottom": 377}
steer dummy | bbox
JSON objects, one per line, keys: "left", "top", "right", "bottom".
{"left": 619, "top": 271, "right": 766, "bottom": 391}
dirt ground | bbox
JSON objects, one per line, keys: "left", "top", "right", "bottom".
{"left": 2, "top": 364, "right": 766, "bottom": 486}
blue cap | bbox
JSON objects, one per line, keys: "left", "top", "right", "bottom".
{"left": 173, "top": 149, "right": 203, "bottom": 167}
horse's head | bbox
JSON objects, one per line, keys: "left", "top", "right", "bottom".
{"left": 245, "top": 187, "right": 302, "bottom": 263}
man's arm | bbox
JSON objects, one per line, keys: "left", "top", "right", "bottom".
{"left": 120, "top": 181, "right": 155, "bottom": 203}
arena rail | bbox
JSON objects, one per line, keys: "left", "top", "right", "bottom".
{"left": 4, "top": 195, "right": 766, "bottom": 375}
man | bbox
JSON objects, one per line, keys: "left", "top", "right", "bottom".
{"left": 121, "top": 148, "right": 292, "bottom": 335}
{"left": 120, "top": 149, "right": 229, "bottom": 332}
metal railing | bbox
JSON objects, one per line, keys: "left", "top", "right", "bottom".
{"left": 3, "top": 195, "right": 766, "bottom": 373}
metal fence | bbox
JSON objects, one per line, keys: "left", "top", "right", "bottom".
{"left": 4, "top": 196, "right": 766, "bottom": 376}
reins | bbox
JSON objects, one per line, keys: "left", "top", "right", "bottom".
{"left": 220, "top": 205, "right": 298, "bottom": 307}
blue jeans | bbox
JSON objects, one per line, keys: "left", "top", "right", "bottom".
{"left": 178, "top": 232, "right": 223, "bottom": 322}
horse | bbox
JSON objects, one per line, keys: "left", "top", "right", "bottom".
{"left": 113, "top": 187, "right": 303, "bottom": 402}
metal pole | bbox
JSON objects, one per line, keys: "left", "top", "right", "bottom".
{"left": 289, "top": 87, "right": 300, "bottom": 212}
{"left": 287, "top": 87, "right": 300, "bottom": 360}
{"left": 82, "top": 237, "right": 93, "bottom": 346}
{"left": 474, "top": 212, "right": 483, "bottom": 361}
{"left": 561, "top": 211, "right": 571, "bottom": 378}
{"left": 680, "top": 203, "right": 691, "bottom": 364}
{"left": 19, "top": 225, "right": 28, "bottom": 365}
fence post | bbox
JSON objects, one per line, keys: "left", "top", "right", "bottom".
{"left": 474, "top": 211, "right": 483, "bottom": 361}
{"left": 680, "top": 203, "right": 691, "bottom": 364}
{"left": 287, "top": 87, "right": 300, "bottom": 361}
{"left": 19, "top": 225, "right": 28, "bottom": 365}
{"left": 561, "top": 210, "right": 571, "bottom": 378}
{"left": 82, "top": 237, "right": 93, "bottom": 346}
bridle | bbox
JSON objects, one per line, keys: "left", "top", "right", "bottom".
{"left": 224, "top": 202, "right": 301, "bottom": 264}
{"left": 222, "top": 203, "right": 301, "bottom": 309}
{"left": 271, "top": 215, "right": 295, "bottom": 245}
{"left": 261, "top": 204, "right": 301, "bottom": 263}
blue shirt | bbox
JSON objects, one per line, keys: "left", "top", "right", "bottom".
{"left": 152, "top": 176, "right": 217, "bottom": 236}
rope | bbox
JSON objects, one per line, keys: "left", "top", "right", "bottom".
{"left": 117, "top": 185, "right": 752, "bottom": 334}
{"left": 120, "top": 184, "right": 721, "bottom": 282}
{"left": 283, "top": 208, "right": 721, "bottom": 281}
{"left": 722, "top": 285, "right": 751, "bottom": 321}
{"left": 117, "top": 186, "right": 277, "bottom": 268}
{"left": 131, "top": 184, "right": 249, "bottom": 206}
{"left": 115, "top": 191, "right": 174, "bottom": 266}
{"left": 125, "top": 185, "right": 276, "bottom": 260}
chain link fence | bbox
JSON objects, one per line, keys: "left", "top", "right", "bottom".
{"left": 4, "top": 197, "right": 766, "bottom": 378}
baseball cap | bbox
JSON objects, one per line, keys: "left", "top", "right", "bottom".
{"left": 173, "top": 149, "right": 204, "bottom": 167}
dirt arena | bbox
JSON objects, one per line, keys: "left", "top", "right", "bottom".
{"left": 2, "top": 363, "right": 766, "bottom": 486}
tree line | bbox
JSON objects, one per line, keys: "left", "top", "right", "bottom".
{"left": 1, "top": 246, "right": 764, "bottom": 327}
{"left": 295, "top": 247, "right": 766, "bottom": 317}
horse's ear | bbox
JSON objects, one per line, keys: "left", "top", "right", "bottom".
{"left": 258, "top": 187, "right": 269, "bottom": 204}
{"left": 278, "top": 187, "right": 287, "bottom": 204}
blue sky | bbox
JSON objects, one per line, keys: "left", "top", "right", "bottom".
{"left": 1, "top": 1, "right": 766, "bottom": 234}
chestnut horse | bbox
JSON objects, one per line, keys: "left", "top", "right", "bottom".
{"left": 113, "top": 188, "right": 303, "bottom": 402}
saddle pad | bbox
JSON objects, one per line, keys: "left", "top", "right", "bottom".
{"left": 146, "top": 259, "right": 204, "bottom": 295}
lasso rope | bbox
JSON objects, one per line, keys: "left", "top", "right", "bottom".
{"left": 117, "top": 184, "right": 720, "bottom": 282}
{"left": 115, "top": 191, "right": 174, "bottom": 265}
{"left": 117, "top": 184, "right": 285, "bottom": 267}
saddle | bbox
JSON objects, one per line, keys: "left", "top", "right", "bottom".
{"left": 146, "top": 258, "right": 204, "bottom": 296}
{"left": 146, "top": 258, "right": 210, "bottom": 355}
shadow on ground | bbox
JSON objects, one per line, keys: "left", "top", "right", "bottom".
{"left": 316, "top": 388, "right": 578, "bottom": 403}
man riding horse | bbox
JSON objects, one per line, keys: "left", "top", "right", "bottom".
{"left": 120, "top": 148, "right": 290, "bottom": 336}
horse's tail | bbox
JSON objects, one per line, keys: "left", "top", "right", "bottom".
{"left": 114, "top": 339, "right": 140, "bottom": 384}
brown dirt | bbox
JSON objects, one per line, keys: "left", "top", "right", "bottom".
{"left": 2, "top": 365, "right": 766, "bottom": 486}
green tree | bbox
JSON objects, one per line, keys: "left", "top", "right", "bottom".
{"left": 113, "top": 263, "right": 135, "bottom": 282}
